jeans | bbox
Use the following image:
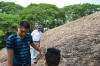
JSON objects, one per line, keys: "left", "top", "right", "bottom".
{"left": 31, "top": 41, "right": 39, "bottom": 62}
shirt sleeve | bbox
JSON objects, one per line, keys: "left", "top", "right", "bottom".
{"left": 6, "top": 37, "right": 14, "bottom": 50}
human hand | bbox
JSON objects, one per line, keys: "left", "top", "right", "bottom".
{"left": 38, "top": 44, "right": 40, "bottom": 48}
{"left": 40, "top": 51, "right": 44, "bottom": 57}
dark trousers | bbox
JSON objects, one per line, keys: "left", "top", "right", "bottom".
{"left": 13, "top": 62, "right": 31, "bottom": 66}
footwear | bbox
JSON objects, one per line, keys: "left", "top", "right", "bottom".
{"left": 34, "top": 62, "right": 37, "bottom": 64}
{"left": 32, "top": 58, "right": 37, "bottom": 64}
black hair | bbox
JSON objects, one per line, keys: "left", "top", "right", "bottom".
{"left": 45, "top": 48, "right": 61, "bottom": 66}
{"left": 19, "top": 21, "right": 30, "bottom": 29}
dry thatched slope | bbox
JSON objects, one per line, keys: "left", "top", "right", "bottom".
{"left": 41, "top": 12, "right": 100, "bottom": 66}
{"left": 41, "top": 12, "right": 100, "bottom": 48}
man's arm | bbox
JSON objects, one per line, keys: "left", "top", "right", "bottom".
{"left": 38, "top": 32, "right": 42, "bottom": 47}
{"left": 30, "top": 43, "right": 44, "bottom": 56}
{"left": 38, "top": 41, "right": 40, "bottom": 47}
{"left": 7, "top": 50, "right": 14, "bottom": 66}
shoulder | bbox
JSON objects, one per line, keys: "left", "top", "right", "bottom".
{"left": 34, "top": 30, "right": 37, "bottom": 32}
{"left": 7, "top": 33, "right": 17, "bottom": 40}
{"left": 32, "top": 30, "right": 37, "bottom": 33}
{"left": 26, "top": 33, "right": 32, "bottom": 37}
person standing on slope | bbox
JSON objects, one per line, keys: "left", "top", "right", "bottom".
{"left": 31, "top": 24, "right": 43, "bottom": 63}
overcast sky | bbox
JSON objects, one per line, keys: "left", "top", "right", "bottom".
{"left": 0, "top": 0, "right": 100, "bottom": 8}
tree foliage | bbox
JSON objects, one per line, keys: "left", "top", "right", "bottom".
{"left": 19, "top": 3, "right": 64, "bottom": 29}
{"left": 0, "top": 13, "right": 21, "bottom": 49}
{"left": 0, "top": 1, "right": 24, "bottom": 14}
{"left": 63, "top": 3, "right": 100, "bottom": 21}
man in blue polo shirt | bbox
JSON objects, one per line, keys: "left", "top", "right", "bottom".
{"left": 6, "top": 21, "right": 44, "bottom": 66}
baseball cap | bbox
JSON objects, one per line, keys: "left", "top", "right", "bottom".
{"left": 37, "top": 24, "right": 43, "bottom": 28}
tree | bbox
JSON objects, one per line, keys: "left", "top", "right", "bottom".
{"left": 19, "top": 3, "right": 62, "bottom": 29}
{"left": 0, "top": 13, "right": 21, "bottom": 49}
{"left": 0, "top": 1, "right": 24, "bottom": 14}
{"left": 63, "top": 3, "right": 100, "bottom": 22}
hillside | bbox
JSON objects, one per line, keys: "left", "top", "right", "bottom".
{"left": 41, "top": 12, "right": 100, "bottom": 66}
{"left": 0, "top": 12, "right": 100, "bottom": 66}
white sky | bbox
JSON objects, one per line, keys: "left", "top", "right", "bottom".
{"left": 0, "top": 0, "right": 100, "bottom": 8}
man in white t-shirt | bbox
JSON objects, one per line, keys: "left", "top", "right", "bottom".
{"left": 31, "top": 24, "right": 43, "bottom": 63}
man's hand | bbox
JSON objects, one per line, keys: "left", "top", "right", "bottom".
{"left": 31, "top": 43, "right": 44, "bottom": 57}
{"left": 40, "top": 51, "right": 44, "bottom": 57}
{"left": 38, "top": 44, "right": 40, "bottom": 47}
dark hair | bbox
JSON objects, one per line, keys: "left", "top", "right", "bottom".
{"left": 19, "top": 21, "right": 30, "bottom": 29}
{"left": 45, "top": 48, "right": 61, "bottom": 66}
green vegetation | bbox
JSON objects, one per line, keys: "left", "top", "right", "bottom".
{"left": 0, "top": 13, "right": 21, "bottom": 49}
{"left": 63, "top": 4, "right": 100, "bottom": 21}
{"left": 0, "top": 1, "right": 23, "bottom": 14}
{"left": 0, "top": 1, "right": 100, "bottom": 49}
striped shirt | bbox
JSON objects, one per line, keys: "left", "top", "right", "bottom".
{"left": 6, "top": 33, "right": 33, "bottom": 64}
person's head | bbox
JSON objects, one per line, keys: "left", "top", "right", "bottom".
{"left": 18, "top": 21, "right": 30, "bottom": 37}
{"left": 37, "top": 24, "right": 42, "bottom": 31}
{"left": 44, "top": 48, "right": 61, "bottom": 66}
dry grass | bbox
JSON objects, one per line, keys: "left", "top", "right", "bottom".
{"left": 41, "top": 12, "right": 100, "bottom": 48}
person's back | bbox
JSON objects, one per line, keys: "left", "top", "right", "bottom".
{"left": 44, "top": 48, "right": 61, "bottom": 66}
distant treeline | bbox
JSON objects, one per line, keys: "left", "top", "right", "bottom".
{"left": 0, "top": 1, "right": 100, "bottom": 49}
